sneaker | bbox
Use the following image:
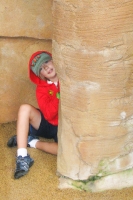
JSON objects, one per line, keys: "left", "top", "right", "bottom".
{"left": 7, "top": 135, "right": 39, "bottom": 147}
{"left": 7, "top": 135, "right": 17, "bottom": 147}
{"left": 14, "top": 154, "right": 34, "bottom": 179}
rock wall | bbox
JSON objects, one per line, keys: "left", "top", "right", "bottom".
{"left": 0, "top": 0, "right": 52, "bottom": 123}
{"left": 52, "top": 0, "right": 133, "bottom": 190}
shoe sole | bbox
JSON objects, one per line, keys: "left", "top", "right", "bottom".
{"left": 7, "top": 135, "right": 17, "bottom": 147}
{"left": 14, "top": 160, "right": 34, "bottom": 179}
{"left": 14, "top": 170, "right": 28, "bottom": 179}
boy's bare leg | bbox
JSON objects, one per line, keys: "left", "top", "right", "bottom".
{"left": 17, "top": 104, "right": 58, "bottom": 155}
{"left": 36, "top": 142, "right": 58, "bottom": 155}
{"left": 17, "top": 104, "right": 41, "bottom": 148}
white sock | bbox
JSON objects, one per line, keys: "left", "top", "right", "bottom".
{"left": 28, "top": 139, "right": 39, "bottom": 148}
{"left": 17, "top": 148, "right": 27, "bottom": 157}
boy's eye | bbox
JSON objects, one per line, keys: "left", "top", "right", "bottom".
{"left": 45, "top": 61, "right": 49, "bottom": 64}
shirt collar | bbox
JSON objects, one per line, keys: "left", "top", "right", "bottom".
{"left": 47, "top": 80, "right": 58, "bottom": 86}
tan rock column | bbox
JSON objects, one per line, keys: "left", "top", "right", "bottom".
{"left": 52, "top": 0, "right": 133, "bottom": 191}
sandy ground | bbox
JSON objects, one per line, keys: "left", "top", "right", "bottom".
{"left": 0, "top": 121, "right": 133, "bottom": 200}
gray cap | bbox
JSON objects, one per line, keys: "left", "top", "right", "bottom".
{"left": 31, "top": 53, "right": 52, "bottom": 76}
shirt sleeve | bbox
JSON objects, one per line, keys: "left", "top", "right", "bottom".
{"left": 36, "top": 85, "right": 59, "bottom": 122}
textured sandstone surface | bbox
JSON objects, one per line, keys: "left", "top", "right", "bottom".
{"left": 0, "top": 0, "right": 53, "bottom": 39}
{"left": 0, "top": 38, "right": 51, "bottom": 123}
{"left": 0, "top": 0, "right": 52, "bottom": 123}
{"left": 0, "top": 39, "right": 52, "bottom": 123}
{"left": 53, "top": 0, "right": 133, "bottom": 189}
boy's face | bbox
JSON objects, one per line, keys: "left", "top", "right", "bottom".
{"left": 39, "top": 60, "right": 56, "bottom": 80}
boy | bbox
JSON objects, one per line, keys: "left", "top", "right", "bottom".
{"left": 7, "top": 51, "right": 60, "bottom": 179}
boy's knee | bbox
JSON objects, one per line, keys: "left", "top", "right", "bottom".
{"left": 19, "top": 104, "right": 32, "bottom": 113}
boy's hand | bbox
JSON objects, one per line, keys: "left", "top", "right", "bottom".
{"left": 56, "top": 92, "right": 60, "bottom": 99}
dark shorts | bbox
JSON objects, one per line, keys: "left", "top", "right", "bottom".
{"left": 29, "top": 110, "right": 58, "bottom": 143}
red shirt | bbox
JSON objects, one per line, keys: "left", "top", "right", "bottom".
{"left": 29, "top": 51, "right": 60, "bottom": 126}
{"left": 36, "top": 80, "right": 60, "bottom": 125}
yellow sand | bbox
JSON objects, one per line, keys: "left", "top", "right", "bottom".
{"left": 0, "top": 122, "right": 133, "bottom": 200}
